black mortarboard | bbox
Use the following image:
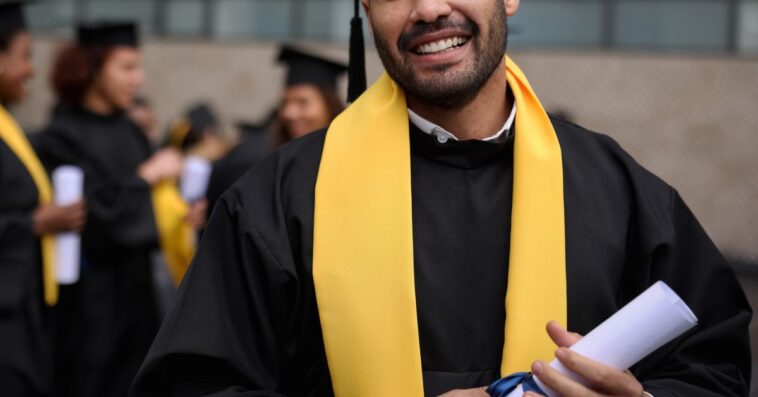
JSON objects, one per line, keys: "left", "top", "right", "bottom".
{"left": 77, "top": 21, "right": 139, "bottom": 48}
{"left": 277, "top": 45, "right": 348, "bottom": 91}
{"left": 167, "top": 103, "right": 220, "bottom": 150}
{"left": 0, "top": 1, "right": 27, "bottom": 39}
{"left": 187, "top": 103, "right": 219, "bottom": 132}
{"left": 347, "top": 0, "right": 367, "bottom": 102}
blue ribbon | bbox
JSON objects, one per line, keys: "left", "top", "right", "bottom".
{"left": 487, "top": 372, "right": 546, "bottom": 397}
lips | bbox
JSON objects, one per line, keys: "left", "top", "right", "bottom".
{"left": 413, "top": 36, "right": 470, "bottom": 55}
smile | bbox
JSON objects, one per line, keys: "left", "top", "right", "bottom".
{"left": 413, "top": 36, "right": 469, "bottom": 55}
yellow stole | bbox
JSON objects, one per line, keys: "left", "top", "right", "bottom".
{"left": 313, "top": 57, "right": 567, "bottom": 396}
{"left": 0, "top": 105, "right": 58, "bottom": 306}
{"left": 151, "top": 180, "right": 195, "bottom": 285}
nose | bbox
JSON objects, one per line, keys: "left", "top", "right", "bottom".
{"left": 410, "top": 0, "right": 453, "bottom": 24}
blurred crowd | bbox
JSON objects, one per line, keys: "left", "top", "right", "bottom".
{"left": 0, "top": 2, "right": 347, "bottom": 396}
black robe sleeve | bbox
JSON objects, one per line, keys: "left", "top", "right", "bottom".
{"left": 34, "top": 123, "right": 159, "bottom": 251}
{"left": 131, "top": 192, "right": 288, "bottom": 396}
{"left": 0, "top": 212, "right": 33, "bottom": 308}
{"left": 0, "top": 140, "right": 38, "bottom": 313}
{"left": 0, "top": 139, "right": 53, "bottom": 395}
{"left": 131, "top": 132, "right": 332, "bottom": 397}
{"left": 634, "top": 191, "right": 752, "bottom": 397}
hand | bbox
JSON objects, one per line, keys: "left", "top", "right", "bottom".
{"left": 33, "top": 200, "right": 87, "bottom": 235}
{"left": 138, "top": 148, "right": 184, "bottom": 185}
{"left": 185, "top": 198, "right": 208, "bottom": 230}
{"left": 438, "top": 387, "right": 489, "bottom": 397}
{"left": 525, "top": 321, "right": 644, "bottom": 397}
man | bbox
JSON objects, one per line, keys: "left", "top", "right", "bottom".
{"left": 131, "top": 1, "right": 751, "bottom": 396}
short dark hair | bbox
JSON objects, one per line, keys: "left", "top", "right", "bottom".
{"left": 0, "top": 29, "right": 23, "bottom": 52}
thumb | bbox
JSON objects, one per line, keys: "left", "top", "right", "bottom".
{"left": 546, "top": 320, "right": 582, "bottom": 348}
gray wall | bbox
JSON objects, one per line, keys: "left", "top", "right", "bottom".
{"left": 12, "top": 37, "right": 758, "bottom": 261}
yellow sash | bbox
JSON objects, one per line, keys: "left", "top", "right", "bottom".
{"left": 151, "top": 180, "right": 195, "bottom": 285}
{"left": 0, "top": 105, "right": 58, "bottom": 306}
{"left": 313, "top": 57, "right": 566, "bottom": 395}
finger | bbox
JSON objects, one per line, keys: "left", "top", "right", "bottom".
{"left": 71, "top": 219, "right": 86, "bottom": 231}
{"left": 69, "top": 200, "right": 85, "bottom": 209}
{"left": 71, "top": 207, "right": 87, "bottom": 217}
{"left": 532, "top": 360, "right": 596, "bottom": 397}
{"left": 554, "top": 348, "right": 640, "bottom": 395}
{"left": 546, "top": 321, "right": 582, "bottom": 348}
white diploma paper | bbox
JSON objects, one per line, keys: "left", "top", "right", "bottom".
{"left": 52, "top": 166, "right": 84, "bottom": 285}
{"left": 180, "top": 155, "right": 212, "bottom": 202}
{"left": 506, "top": 281, "right": 698, "bottom": 397}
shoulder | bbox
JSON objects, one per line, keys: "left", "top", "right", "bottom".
{"left": 550, "top": 115, "right": 676, "bottom": 226}
{"left": 36, "top": 107, "right": 83, "bottom": 142}
{"left": 551, "top": 115, "right": 673, "bottom": 195}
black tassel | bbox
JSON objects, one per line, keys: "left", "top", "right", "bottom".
{"left": 347, "top": 0, "right": 367, "bottom": 103}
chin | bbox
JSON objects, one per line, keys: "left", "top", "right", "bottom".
{"left": 4, "top": 88, "right": 26, "bottom": 104}
{"left": 116, "top": 98, "right": 134, "bottom": 110}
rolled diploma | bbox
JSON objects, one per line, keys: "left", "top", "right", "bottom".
{"left": 53, "top": 166, "right": 84, "bottom": 285}
{"left": 180, "top": 155, "right": 212, "bottom": 202}
{"left": 506, "top": 281, "right": 698, "bottom": 397}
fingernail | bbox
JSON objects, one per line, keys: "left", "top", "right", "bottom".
{"left": 532, "top": 361, "right": 544, "bottom": 375}
{"left": 555, "top": 347, "right": 568, "bottom": 359}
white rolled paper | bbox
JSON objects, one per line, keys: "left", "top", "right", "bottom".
{"left": 52, "top": 166, "right": 84, "bottom": 285}
{"left": 180, "top": 155, "right": 212, "bottom": 202}
{"left": 506, "top": 281, "right": 698, "bottom": 397}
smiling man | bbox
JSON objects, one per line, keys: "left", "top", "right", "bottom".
{"left": 130, "top": 1, "right": 751, "bottom": 396}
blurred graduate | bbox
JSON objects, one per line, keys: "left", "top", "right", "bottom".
{"left": 203, "top": 46, "right": 348, "bottom": 213}
{"left": 34, "top": 21, "right": 200, "bottom": 397}
{"left": 0, "top": 2, "right": 86, "bottom": 395}
{"left": 164, "top": 102, "right": 229, "bottom": 162}
{"left": 273, "top": 45, "right": 346, "bottom": 148}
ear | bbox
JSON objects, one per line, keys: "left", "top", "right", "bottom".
{"left": 361, "top": 0, "right": 374, "bottom": 34}
{"left": 505, "top": 0, "right": 520, "bottom": 17}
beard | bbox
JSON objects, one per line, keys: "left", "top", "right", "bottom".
{"left": 373, "top": 1, "right": 508, "bottom": 109}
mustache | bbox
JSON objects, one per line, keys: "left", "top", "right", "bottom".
{"left": 397, "top": 16, "right": 479, "bottom": 52}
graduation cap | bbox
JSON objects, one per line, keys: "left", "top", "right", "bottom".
{"left": 167, "top": 103, "right": 220, "bottom": 150}
{"left": 277, "top": 45, "right": 348, "bottom": 91}
{"left": 77, "top": 21, "right": 139, "bottom": 48}
{"left": 0, "top": 1, "right": 27, "bottom": 39}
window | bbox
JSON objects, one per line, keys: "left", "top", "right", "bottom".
{"left": 23, "top": 0, "right": 758, "bottom": 55}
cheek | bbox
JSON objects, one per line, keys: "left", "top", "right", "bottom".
{"left": 305, "top": 99, "right": 330, "bottom": 126}
{"left": 4, "top": 61, "right": 28, "bottom": 91}
{"left": 369, "top": 5, "right": 408, "bottom": 47}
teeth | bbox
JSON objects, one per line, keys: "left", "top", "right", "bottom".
{"left": 415, "top": 36, "right": 468, "bottom": 55}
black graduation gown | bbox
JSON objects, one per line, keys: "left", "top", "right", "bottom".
{"left": 131, "top": 117, "right": 751, "bottom": 397}
{"left": 0, "top": 138, "right": 54, "bottom": 396}
{"left": 35, "top": 106, "right": 160, "bottom": 397}
{"left": 205, "top": 126, "right": 269, "bottom": 215}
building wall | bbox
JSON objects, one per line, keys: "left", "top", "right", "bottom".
{"left": 13, "top": 38, "right": 758, "bottom": 261}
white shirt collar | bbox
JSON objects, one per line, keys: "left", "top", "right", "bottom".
{"left": 407, "top": 102, "right": 516, "bottom": 144}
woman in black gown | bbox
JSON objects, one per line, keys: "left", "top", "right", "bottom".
{"left": 35, "top": 21, "right": 202, "bottom": 397}
{"left": 0, "top": 3, "right": 86, "bottom": 395}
